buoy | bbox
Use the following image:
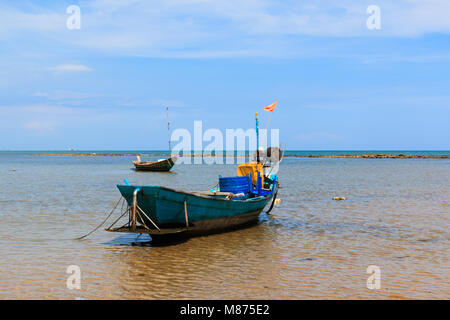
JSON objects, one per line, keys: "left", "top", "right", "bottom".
{"left": 332, "top": 196, "right": 346, "bottom": 200}
{"left": 274, "top": 198, "right": 281, "bottom": 205}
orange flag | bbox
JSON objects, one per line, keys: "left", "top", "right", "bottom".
{"left": 264, "top": 100, "right": 277, "bottom": 112}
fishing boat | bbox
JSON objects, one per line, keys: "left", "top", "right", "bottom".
{"left": 132, "top": 106, "right": 176, "bottom": 172}
{"left": 106, "top": 113, "right": 281, "bottom": 241}
{"left": 132, "top": 156, "right": 176, "bottom": 172}
{"left": 108, "top": 171, "right": 277, "bottom": 240}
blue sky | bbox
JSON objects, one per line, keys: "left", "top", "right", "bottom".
{"left": 0, "top": 0, "right": 449, "bottom": 150}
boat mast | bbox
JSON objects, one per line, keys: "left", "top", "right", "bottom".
{"left": 167, "top": 106, "right": 171, "bottom": 153}
{"left": 256, "top": 112, "right": 260, "bottom": 163}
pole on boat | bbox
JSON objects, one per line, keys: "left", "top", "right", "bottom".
{"left": 167, "top": 106, "right": 171, "bottom": 153}
{"left": 132, "top": 188, "right": 140, "bottom": 231}
{"left": 262, "top": 110, "right": 273, "bottom": 147}
{"left": 256, "top": 112, "right": 260, "bottom": 163}
{"left": 265, "top": 111, "right": 273, "bottom": 135}
{"left": 184, "top": 201, "right": 189, "bottom": 228}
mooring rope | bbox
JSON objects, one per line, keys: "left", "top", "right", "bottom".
{"left": 106, "top": 207, "right": 130, "bottom": 230}
{"left": 74, "top": 197, "right": 122, "bottom": 240}
{"left": 136, "top": 204, "right": 160, "bottom": 230}
{"left": 266, "top": 187, "right": 278, "bottom": 215}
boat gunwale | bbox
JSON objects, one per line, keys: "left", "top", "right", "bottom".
{"left": 132, "top": 157, "right": 174, "bottom": 166}
{"left": 117, "top": 184, "right": 276, "bottom": 203}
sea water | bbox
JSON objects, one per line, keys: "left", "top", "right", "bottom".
{"left": 0, "top": 151, "right": 448, "bottom": 299}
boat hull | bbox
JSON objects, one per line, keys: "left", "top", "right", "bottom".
{"left": 108, "top": 210, "right": 262, "bottom": 241}
{"left": 133, "top": 157, "right": 175, "bottom": 172}
{"left": 113, "top": 185, "right": 276, "bottom": 239}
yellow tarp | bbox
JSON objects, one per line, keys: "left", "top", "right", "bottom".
{"left": 236, "top": 162, "right": 263, "bottom": 188}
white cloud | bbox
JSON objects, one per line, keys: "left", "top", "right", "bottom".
{"left": 29, "top": 90, "right": 186, "bottom": 110}
{"left": 0, "top": 104, "right": 80, "bottom": 117}
{"left": 0, "top": 5, "right": 65, "bottom": 39}
{"left": 1, "top": 1, "right": 450, "bottom": 58}
{"left": 0, "top": 104, "right": 102, "bottom": 136}
{"left": 33, "top": 91, "right": 100, "bottom": 102}
{"left": 23, "top": 121, "right": 54, "bottom": 133}
{"left": 32, "top": 92, "right": 49, "bottom": 97}
{"left": 47, "top": 64, "right": 93, "bottom": 72}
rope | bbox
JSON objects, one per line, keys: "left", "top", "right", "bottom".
{"left": 74, "top": 197, "right": 122, "bottom": 240}
{"left": 107, "top": 207, "right": 130, "bottom": 230}
{"left": 135, "top": 208, "right": 150, "bottom": 230}
{"left": 266, "top": 185, "right": 278, "bottom": 215}
{"left": 136, "top": 204, "right": 160, "bottom": 230}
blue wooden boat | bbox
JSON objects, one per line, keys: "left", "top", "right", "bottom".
{"left": 108, "top": 178, "right": 277, "bottom": 240}
{"left": 106, "top": 112, "right": 281, "bottom": 241}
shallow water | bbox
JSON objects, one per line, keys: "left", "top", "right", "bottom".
{"left": 0, "top": 153, "right": 449, "bottom": 299}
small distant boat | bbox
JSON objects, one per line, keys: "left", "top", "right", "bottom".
{"left": 133, "top": 155, "right": 176, "bottom": 172}
{"left": 132, "top": 106, "right": 175, "bottom": 172}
